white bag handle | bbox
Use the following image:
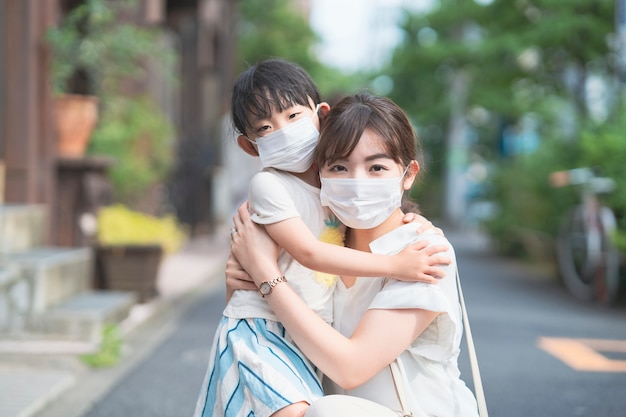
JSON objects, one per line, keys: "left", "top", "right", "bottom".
{"left": 389, "top": 360, "right": 413, "bottom": 417}
{"left": 456, "top": 269, "right": 489, "bottom": 417}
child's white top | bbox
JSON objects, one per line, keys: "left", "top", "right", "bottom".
{"left": 324, "top": 224, "right": 479, "bottom": 416}
{"left": 223, "top": 168, "right": 339, "bottom": 323}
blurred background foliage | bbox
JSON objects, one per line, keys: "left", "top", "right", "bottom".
{"left": 235, "top": 0, "right": 626, "bottom": 267}
{"left": 235, "top": 0, "right": 369, "bottom": 100}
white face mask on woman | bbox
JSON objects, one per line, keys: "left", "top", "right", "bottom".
{"left": 319, "top": 168, "right": 408, "bottom": 229}
{"left": 251, "top": 105, "right": 320, "bottom": 173}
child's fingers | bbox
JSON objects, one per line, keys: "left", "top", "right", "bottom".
{"left": 425, "top": 266, "right": 446, "bottom": 280}
{"left": 406, "top": 240, "right": 429, "bottom": 251}
{"left": 422, "top": 244, "right": 451, "bottom": 256}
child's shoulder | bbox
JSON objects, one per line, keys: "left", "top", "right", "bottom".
{"left": 250, "top": 168, "right": 291, "bottom": 188}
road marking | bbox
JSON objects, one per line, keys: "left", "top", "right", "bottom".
{"left": 538, "top": 337, "right": 626, "bottom": 372}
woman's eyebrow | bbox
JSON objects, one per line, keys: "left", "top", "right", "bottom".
{"left": 365, "top": 153, "right": 393, "bottom": 162}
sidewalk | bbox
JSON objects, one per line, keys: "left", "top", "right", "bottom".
{"left": 0, "top": 226, "right": 231, "bottom": 417}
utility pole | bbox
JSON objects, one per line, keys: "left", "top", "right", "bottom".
{"left": 618, "top": 0, "right": 626, "bottom": 107}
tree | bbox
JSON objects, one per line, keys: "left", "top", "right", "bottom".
{"left": 382, "top": 0, "right": 618, "bottom": 218}
{"left": 235, "top": 0, "right": 365, "bottom": 99}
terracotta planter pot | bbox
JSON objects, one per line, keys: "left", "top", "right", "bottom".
{"left": 54, "top": 94, "right": 99, "bottom": 157}
{"left": 94, "top": 244, "right": 163, "bottom": 302}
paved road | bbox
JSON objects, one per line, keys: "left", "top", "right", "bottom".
{"left": 80, "top": 230, "right": 626, "bottom": 417}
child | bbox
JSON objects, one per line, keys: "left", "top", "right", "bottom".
{"left": 193, "top": 59, "right": 449, "bottom": 417}
{"left": 230, "top": 92, "right": 480, "bottom": 417}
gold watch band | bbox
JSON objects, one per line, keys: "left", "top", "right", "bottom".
{"left": 258, "top": 275, "right": 287, "bottom": 297}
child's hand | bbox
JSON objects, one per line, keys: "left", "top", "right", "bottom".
{"left": 401, "top": 213, "right": 444, "bottom": 237}
{"left": 225, "top": 253, "right": 256, "bottom": 289}
{"left": 391, "top": 241, "right": 452, "bottom": 283}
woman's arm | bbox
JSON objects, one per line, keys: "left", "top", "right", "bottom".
{"left": 231, "top": 206, "right": 440, "bottom": 389}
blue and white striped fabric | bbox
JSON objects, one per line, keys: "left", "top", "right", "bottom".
{"left": 193, "top": 317, "right": 323, "bottom": 417}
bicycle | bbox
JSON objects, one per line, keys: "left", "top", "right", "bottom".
{"left": 549, "top": 168, "right": 620, "bottom": 304}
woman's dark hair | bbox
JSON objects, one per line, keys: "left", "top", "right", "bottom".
{"left": 231, "top": 58, "right": 321, "bottom": 136}
{"left": 315, "top": 93, "right": 422, "bottom": 170}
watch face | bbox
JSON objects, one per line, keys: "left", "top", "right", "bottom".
{"left": 259, "top": 282, "right": 272, "bottom": 295}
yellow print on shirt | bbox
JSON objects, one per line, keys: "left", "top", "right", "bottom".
{"left": 313, "top": 214, "right": 345, "bottom": 287}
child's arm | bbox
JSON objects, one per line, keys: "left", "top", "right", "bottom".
{"left": 262, "top": 209, "right": 450, "bottom": 283}
{"left": 230, "top": 206, "right": 442, "bottom": 388}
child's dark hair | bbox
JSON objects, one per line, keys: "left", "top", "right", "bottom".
{"left": 231, "top": 58, "right": 321, "bottom": 136}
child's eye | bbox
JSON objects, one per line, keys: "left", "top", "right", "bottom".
{"left": 256, "top": 125, "right": 271, "bottom": 134}
{"left": 288, "top": 112, "right": 300, "bottom": 120}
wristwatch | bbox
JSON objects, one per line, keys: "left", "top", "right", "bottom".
{"left": 258, "top": 276, "right": 287, "bottom": 297}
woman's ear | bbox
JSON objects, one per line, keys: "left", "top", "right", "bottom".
{"left": 237, "top": 135, "right": 259, "bottom": 157}
{"left": 403, "top": 160, "right": 419, "bottom": 190}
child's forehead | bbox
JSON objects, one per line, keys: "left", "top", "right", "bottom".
{"left": 248, "top": 100, "right": 311, "bottom": 122}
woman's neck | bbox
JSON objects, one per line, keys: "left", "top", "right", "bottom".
{"left": 346, "top": 208, "right": 405, "bottom": 251}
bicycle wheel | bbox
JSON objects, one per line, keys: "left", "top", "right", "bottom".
{"left": 595, "top": 206, "right": 620, "bottom": 305}
{"left": 556, "top": 205, "right": 596, "bottom": 301}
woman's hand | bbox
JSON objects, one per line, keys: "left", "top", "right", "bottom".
{"left": 231, "top": 202, "right": 281, "bottom": 287}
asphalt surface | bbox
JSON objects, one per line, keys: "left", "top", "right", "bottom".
{"left": 24, "top": 226, "right": 626, "bottom": 417}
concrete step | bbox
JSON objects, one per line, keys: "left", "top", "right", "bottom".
{"left": 1, "top": 247, "right": 94, "bottom": 337}
{"left": 26, "top": 290, "right": 137, "bottom": 343}
{"left": 0, "top": 204, "right": 47, "bottom": 254}
{"left": 8, "top": 246, "right": 92, "bottom": 313}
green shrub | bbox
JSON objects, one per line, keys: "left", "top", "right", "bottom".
{"left": 88, "top": 97, "right": 174, "bottom": 201}
{"left": 483, "top": 112, "right": 626, "bottom": 256}
{"left": 80, "top": 324, "right": 122, "bottom": 368}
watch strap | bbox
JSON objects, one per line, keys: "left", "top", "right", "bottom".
{"left": 259, "top": 275, "right": 287, "bottom": 297}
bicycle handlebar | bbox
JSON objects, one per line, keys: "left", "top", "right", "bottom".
{"left": 549, "top": 168, "right": 615, "bottom": 194}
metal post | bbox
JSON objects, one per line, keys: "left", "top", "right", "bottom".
{"left": 617, "top": 0, "right": 626, "bottom": 95}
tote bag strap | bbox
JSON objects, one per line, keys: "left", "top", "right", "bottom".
{"left": 389, "top": 359, "right": 413, "bottom": 417}
{"left": 456, "top": 269, "right": 489, "bottom": 417}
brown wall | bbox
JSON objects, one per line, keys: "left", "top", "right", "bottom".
{"left": 1, "top": 0, "right": 57, "bottom": 207}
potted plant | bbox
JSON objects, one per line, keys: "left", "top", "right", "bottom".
{"left": 46, "top": 0, "right": 174, "bottom": 158}
{"left": 94, "top": 204, "right": 188, "bottom": 302}
{"left": 88, "top": 96, "right": 175, "bottom": 204}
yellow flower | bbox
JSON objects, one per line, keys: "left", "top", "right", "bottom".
{"left": 313, "top": 214, "right": 345, "bottom": 287}
{"left": 97, "top": 204, "right": 188, "bottom": 254}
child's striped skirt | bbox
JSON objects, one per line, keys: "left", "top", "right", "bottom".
{"left": 193, "top": 316, "right": 323, "bottom": 417}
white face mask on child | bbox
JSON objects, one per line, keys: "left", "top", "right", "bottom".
{"left": 252, "top": 105, "right": 320, "bottom": 173}
{"left": 319, "top": 168, "right": 408, "bottom": 229}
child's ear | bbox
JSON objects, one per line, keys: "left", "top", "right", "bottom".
{"left": 237, "top": 135, "right": 259, "bottom": 157}
{"left": 318, "top": 102, "right": 331, "bottom": 119}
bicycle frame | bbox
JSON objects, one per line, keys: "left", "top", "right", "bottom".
{"left": 550, "top": 168, "right": 620, "bottom": 304}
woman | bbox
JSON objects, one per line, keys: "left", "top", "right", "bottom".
{"left": 230, "top": 93, "right": 479, "bottom": 416}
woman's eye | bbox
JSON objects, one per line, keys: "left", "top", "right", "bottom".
{"left": 371, "top": 165, "right": 387, "bottom": 172}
